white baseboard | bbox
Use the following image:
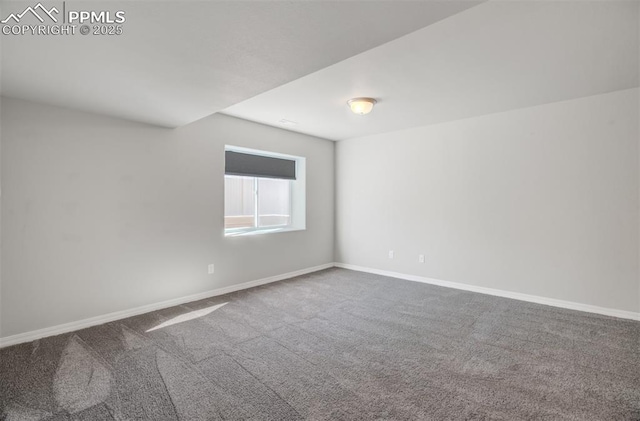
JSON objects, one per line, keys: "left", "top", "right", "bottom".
{"left": 335, "top": 263, "right": 640, "bottom": 321}
{"left": 0, "top": 263, "right": 334, "bottom": 349}
{"left": 3, "top": 261, "right": 637, "bottom": 348}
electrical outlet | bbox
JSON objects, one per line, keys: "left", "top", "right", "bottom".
{"left": 388, "top": 250, "right": 394, "bottom": 259}
{"left": 419, "top": 254, "right": 425, "bottom": 263}
{"left": 208, "top": 264, "right": 215, "bottom": 274}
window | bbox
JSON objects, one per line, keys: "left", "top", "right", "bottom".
{"left": 224, "top": 146, "right": 305, "bottom": 236}
{"left": 224, "top": 176, "right": 291, "bottom": 230}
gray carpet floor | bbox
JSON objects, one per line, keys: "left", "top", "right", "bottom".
{"left": 1, "top": 268, "right": 639, "bottom": 420}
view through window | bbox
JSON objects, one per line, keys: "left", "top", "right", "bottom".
{"left": 224, "top": 175, "right": 291, "bottom": 231}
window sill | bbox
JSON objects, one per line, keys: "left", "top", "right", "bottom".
{"left": 224, "top": 226, "right": 305, "bottom": 237}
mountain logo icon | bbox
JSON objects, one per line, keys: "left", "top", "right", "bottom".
{"left": 1, "top": 3, "right": 59, "bottom": 24}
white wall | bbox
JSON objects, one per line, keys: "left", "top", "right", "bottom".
{"left": 0, "top": 97, "right": 335, "bottom": 337}
{"left": 2, "top": 87, "right": 639, "bottom": 338}
{"left": 336, "top": 88, "right": 640, "bottom": 313}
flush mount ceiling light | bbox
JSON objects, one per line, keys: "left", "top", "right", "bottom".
{"left": 347, "top": 97, "right": 377, "bottom": 115}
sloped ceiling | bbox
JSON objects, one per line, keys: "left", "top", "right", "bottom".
{"left": 0, "top": 0, "right": 481, "bottom": 127}
{"left": 223, "top": 1, "right": 639, "bottom": 140}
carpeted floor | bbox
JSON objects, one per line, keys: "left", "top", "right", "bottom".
{"left": 1, "top": 268, "right": 639, "bottom": 420}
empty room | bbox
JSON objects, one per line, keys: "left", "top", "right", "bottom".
{"left": 1, "top": 1, "right": 639, "bottom": 420}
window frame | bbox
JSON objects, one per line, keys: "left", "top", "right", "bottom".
{"left": 224, "top": 146, "right": 305, "bottom": 237}
{"left": 224, "top": 175, "right": 293, "bottom": 236}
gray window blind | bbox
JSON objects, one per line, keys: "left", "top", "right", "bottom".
{"left": 225, "top": 151, "right": 296, "bottom": 180}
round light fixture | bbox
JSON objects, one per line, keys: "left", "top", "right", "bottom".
{"left": 347, "top": 97, "right": 377, "bottom": 115}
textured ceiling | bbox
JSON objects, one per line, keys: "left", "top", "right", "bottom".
{"left": 0, "top": 1, "right": 481, "bottom": 127}
{"left": 223, "top": 1, "right": 639, "bottom": 141}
